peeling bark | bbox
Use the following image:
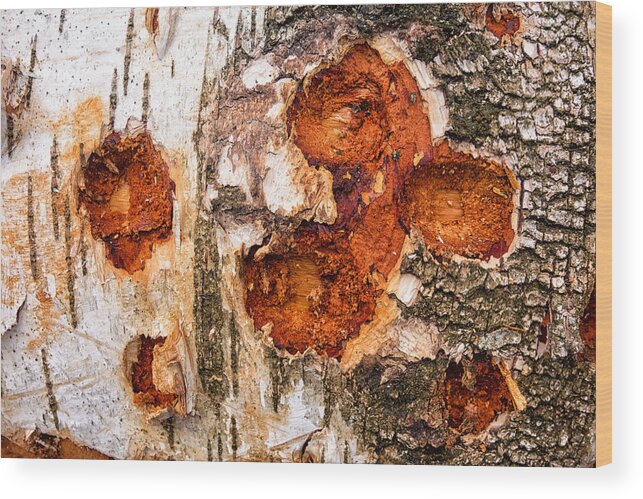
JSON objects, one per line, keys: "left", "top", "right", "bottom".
{"left": 2, "top": 3, "right": 597, "bottom": 466}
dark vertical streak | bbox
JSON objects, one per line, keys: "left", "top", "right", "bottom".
{"left": 170, "top": 59, "right": 175, "bottom": 78}
{"left": 6, "top": 114, "right": 15, "bottom": 157}
{"left": 142, "top": 72, "right": 150, "bottom": 125}
{"left": 322, "top": 360, "right": 335, "bottom": 427}
{"left": 518, "top": 178, "right": 526, "bottom": 234}
{"left": 24, "top": 35, "right": 37, "bottom": 108}
{"left": 79, "top": 142, "right": 86, "bottom": 169}
{"left": 161, "top": 416, "right": 175, "bottom": 450}
{"left": 64, "top": 195, "right": 77, "bottom": 329}
{"left": 79, "top": 219, "right": 88, "bottom": 277}
{"left": 206, "top": 438, "right": 212, "bottom": 461}
{"left": 234, "top": 10, "right": 244, "bottom": 53}
{"left": 269, "top": 349, "right": 283, "bottom": 413}
{"left": 217, "top": 433, "right": 223, "bottom": 461}
{"left": 193, "top": 13, "right": 228, "bottom": 412}
{"left": 41, "top": 348, "right": 60, "bottom": 431}
{"left": 123, "top": 9, "right": 135, "bottom": 96}
{"left": 230, "top": 316, "right": 239, "bottom": 398}
{"left": 361, "top": 404, "right": 368, "bottom": 441}
{"left": 58, "top": 9, "right": 66, "bottom": 34}
{"left": 27, "top": 175, "right": 39, "bottom": 282}
{"left": 194, "top": 12, "right": 215, "bottom": 191}
{"left": 50, "top": 136, "right": 60, "bottom": 240}
{"left": 109, "top": 68, "right": 118, "bottom": 131}
{"left": 250, "top": 6, "right": 257, "bottom": 47}
{"left": 230, "top": 416, "right": 238, "bottom": 461}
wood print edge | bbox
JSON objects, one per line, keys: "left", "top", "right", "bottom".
{"left": 595, "top": 0, "right": 612, "bottom": 468}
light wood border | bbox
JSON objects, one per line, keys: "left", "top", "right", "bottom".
{"left": 596, "top": 1, "right": 612, "bottom": 468}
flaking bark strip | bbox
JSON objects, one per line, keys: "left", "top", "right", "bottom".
{"left": 122, "top": 9, "right": 135, "bottom": 96}
{"left": 217, "top": 433, "right": 223, "bottom": 461}
{"left": 229, "top": 315, "right": 239, "bottom": 398}
{"left": 518, "top": 178, "right": 527, "bottom": 234}
{"left": 27, "top": 175, "right": 39, "bottom": 282}
{"left": 50, "top": 136, "right": 60, "bottom": 240}
{"left": 211, "top": 11, "right": 230, "bottom": 41}
{"left": 6, "top": 114, "right": 15, "bottom": 157}
{"left": 250, "top": 7, "right": 257, "bottom": 45}
{"left": 322, "top": 361, "right": 337, "bottom": 427}
{"left": 41, "top": 348, "right": 60, "bottom": 431}
{"left": 192, "top": 26, "right": 229, "bottom": 405}
{"left": 79, "top": 219, "right": 88, "bottom": 276}
{"left": 206, "top": 438, "right": 212, "bottom": 461}
{"left": 579, "top": 289, "right": 596, "bottom": 361}
{"left": 230, "top": 416, "right": 238, "bottom": 461}
{"left": 232, "top": 10, "right": 246, "bottom": 66}
{"left": 63, "top": 194, "right": 77, "bottom": 328}
{"left": 142, "top": 72, "right": 150, "bottom": 125}
{"left": 193, "top": 58, "right": 211, "bottom": 191}
{"left": 24, "top": 35, "right": 37, "bottom": 108}
{"left": 193, "top": 214, "right": 227, "bottom": 402}
{"left": 267, "top": 347, "right": 283, "bottom": 412}
{"left": 108, "top": 68, "right": 118, "bottom": 131}
{"left": 79, "top": 143, "right": 86, "bottom": 169}
{"left": 161, "top": 415, "right": 175, "bottom": 450}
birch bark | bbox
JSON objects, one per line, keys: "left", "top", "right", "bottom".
{"left": 2, "top": 3, "right": 596, "bottom": 466}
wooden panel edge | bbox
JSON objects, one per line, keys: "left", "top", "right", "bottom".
{"left": 595, "top": 1, "right": 612, "bottom": 468}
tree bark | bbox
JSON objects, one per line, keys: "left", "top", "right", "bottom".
{"left": 2, "top": 3, "right": 596, "bottom": 466}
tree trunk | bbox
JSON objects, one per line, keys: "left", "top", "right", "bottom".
{"left": 1, "top": 3, "right": 597, "bottom": 466}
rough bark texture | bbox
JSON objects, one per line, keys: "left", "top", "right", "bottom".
{"left": 2, "top": 3, "right": 596, "bottom": 466}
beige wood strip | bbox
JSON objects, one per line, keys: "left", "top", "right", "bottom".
{"left": 596, "top": 1, "right": 612, "bottom": 468}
